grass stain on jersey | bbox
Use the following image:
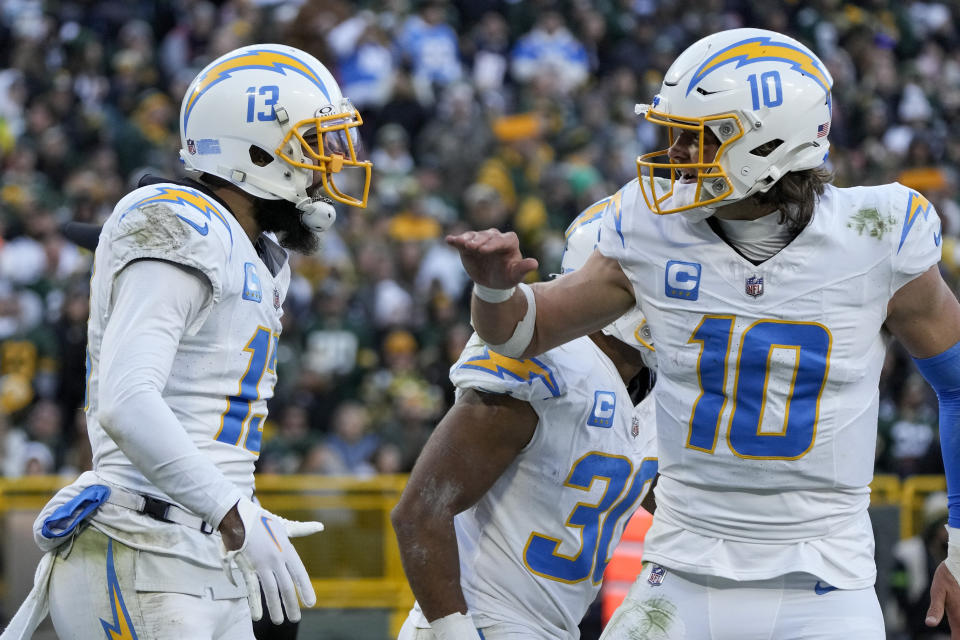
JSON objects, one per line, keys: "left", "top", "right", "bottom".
{"left": 635, "top": 596, "right": 677, "bottom": 637}
{"left": 125, "top": 203, "right": 190, "bottom": 253}
{"left": 847, "top": 207, "right": 897, "bottom": 240}
{"left": 605, "top": 596, "right": 678, "bottom": 640}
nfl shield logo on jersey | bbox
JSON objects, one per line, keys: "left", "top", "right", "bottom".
{"left": 273, "top": 288, "right": 281, "bottom": 310}
{"left": 631, "top": 415, "right": 640, "bottom": 438}
{"left": 745, "top": 275, "right": 764, "bottom": 298}
{"left": 648, "top": 565, "right": 666, "bottom": 586}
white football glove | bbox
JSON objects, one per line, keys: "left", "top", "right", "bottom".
{"left": 430, "top": 612, "right": 483, "bottom": 640}
{"left": 220, "top": 497, "right": 324, "bottom": 624}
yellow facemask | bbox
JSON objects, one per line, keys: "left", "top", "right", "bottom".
{"left": 636, "top": 107, "right": 745, "bottom": 215}
{"left": 275, "top": 108, "right": 372, "bottom": 208}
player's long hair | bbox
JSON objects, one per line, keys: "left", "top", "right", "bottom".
{"left": 754, "top": 167, "right": 833, "bottom": 234}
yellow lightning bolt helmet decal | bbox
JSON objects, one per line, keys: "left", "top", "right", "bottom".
{"left": 183, "top": 48, "right": 330, "bottom": 130}
{"left": 461, "top": 348, "right": 561, "bottom": 397}
{"left": 686, "top": 36, "right": 832, "bottom": 98}
{"left": 99, "top": 540, "right": 139, "bottom": 640}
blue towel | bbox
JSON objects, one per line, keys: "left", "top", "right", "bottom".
{"left": 41, "top": 484, "right": 111, "bottom": 539}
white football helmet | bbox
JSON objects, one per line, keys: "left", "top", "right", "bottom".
{"left": 635, "top": 28, "right": 833, "bottom": 215}
{"left": 561, "top": 202, "right": 655, "bottom": 368}
{"left": 179, "top": 44, "right": 372, "bottom": 230}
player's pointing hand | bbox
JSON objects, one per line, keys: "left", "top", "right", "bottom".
{"left": 446, "top": 229, "right": 538, "bottom": 289}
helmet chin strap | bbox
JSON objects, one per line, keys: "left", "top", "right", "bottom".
{"left": 217, "top": 148, "right": 338, "bottom": 234}
{"left": 297, "top": 196, "right": 337, "bottom": 233}
{"left": 668, "top": 181, "right": 716, "bottom": 221}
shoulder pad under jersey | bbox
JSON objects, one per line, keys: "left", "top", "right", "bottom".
{"left": 107, "top": 183, "right": 237, "bottom": 302}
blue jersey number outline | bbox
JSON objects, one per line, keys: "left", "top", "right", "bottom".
{"left": 523, "top": 452, "right": 658, "bottom": 584}
{"left": 214, "top": 326, "right": 277, "bottom": 455}
{"left": 687, "top": 316, "right": 832, "bottom": 460}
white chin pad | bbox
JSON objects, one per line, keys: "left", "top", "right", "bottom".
{"left": 298, "top": 199, "right": 337, "bottom": 232}
{"left": 667, "top": 181, "right": 714, "bottom": 220}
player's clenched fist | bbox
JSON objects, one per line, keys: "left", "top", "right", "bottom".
{"left": 219, "top": 498, "right": 324, "bottom": 624}
{"left": 445, "top": 229, "right": 539, "bottom": 289}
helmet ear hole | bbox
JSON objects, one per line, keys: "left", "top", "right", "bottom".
{"left": 249, "top": 145, "right": 275, "bottom": 167}
{"left": 749, "top": 139, "right": 784, "bottom": 157}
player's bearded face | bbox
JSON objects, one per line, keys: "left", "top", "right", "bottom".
{"left": 253, "top": 132, "right": 336, "bottom": 255}
{"left": 253, "top": 199, "right": 319, "bottom": 254}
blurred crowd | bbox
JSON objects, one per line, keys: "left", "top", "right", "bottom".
{"left": 0, "top": 0, "right": 958, "bottom": 492}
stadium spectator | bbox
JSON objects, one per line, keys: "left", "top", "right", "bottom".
{"left": 323, "top": 401, "right": 379, "bottom": 476}
{"left": 397, "top": 0, "right": 462, "bottom": 88}
{"left": 884, "top": 374, "right": 943, "bottom": 478}
{"left": 510, "top": 10, "right": 589, "bottom": 94}
{"left": 328, "top": 12, "right": 396, "bottom": 110}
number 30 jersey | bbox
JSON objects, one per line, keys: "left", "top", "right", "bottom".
{"left": 85, "top": 181, "right": 290, "bottom": 504}
{"left": 598, "top": 180, "right": 941, "bottom": 588}
{"left": 407, "top": 333, "right": 658, "bottom": 638}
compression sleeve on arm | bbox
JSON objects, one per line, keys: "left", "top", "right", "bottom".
{"left": 914, "top": 340, "right": 960, "bottom": 528}
{"left": 97, "top": 259, "right": 244, "bottom": 527}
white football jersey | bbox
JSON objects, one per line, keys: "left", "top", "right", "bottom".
{"left": 597, "top": 179, "right": 941, "bottom": 588}
{"left": 86, "top": 181, "right": 290, "bottom": 504}
{"left": 408, "top": 334, "right": 658, "bottom": 638}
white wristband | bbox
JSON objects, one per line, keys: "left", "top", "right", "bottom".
{"left": 430, "top": 611, "right": 482, "bottom": 640}
{"left": 946, "top": 526, "right": 960, "bottom": 585}
{"left": 473, "top": 283, "right": 516, "bottom": 303}
{"left": 483, "top": 282, "right": 536, "bottom": 358}
{"left": 948, "top": 524, "right": 960, "bottom": 545}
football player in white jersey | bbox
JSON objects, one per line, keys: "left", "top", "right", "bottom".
{"left": 446, "top": 28, "right": 960, "bottom": 639}
{"left": 391, "top": 205, "right": 658, "bottom": 640}
{"left": 1, "top": 44, "right": 371, "bottom": 640}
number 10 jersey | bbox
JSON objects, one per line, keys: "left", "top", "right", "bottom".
{"left": 598, "top": 180, "right": 941, "bottom": 588}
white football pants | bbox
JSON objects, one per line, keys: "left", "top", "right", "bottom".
{"left": 599, "top": 562, "right": 884, "bottom": 640}
{"left": 47, "top": 527, "right": 254, "bottom": 640}
{"left": 398, "top": 614, "right": 552, "bottom": 640}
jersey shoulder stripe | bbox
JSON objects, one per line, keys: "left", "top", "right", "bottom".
{"left": 898, "top": 188, "right": 938, "bottom": 253}
{"left": 451, "top": 334, "right": 567, "bottom": 401}
{"left": 118, "top": 184, "right": 234, "bottom": 250}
